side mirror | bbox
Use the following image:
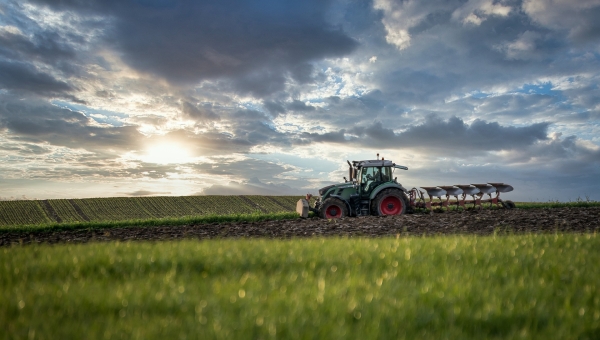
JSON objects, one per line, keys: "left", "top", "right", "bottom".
{"left": 343, "top": 176, "right": 348, "bottom": 183}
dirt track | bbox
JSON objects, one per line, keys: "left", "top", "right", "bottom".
{"left": 1, "top": 207, "right": 599, "bottom": 246}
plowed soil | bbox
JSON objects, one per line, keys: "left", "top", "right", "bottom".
{"left": 1, "top": 207, "right": 599, "bottom": 246}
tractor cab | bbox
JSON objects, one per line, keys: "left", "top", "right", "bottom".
{"left": 354, "top": 160, "right": 395, "bottom": 198}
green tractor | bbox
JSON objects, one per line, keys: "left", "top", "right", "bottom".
{"left": 297, "top": 157, "right": 410, "bottom": 218}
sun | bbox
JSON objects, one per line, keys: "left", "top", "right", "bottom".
{"left": 142, "top": 143, "right": 193, "bottom": 164}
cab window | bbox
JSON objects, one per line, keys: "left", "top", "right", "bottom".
{"left": 381, "top": 167, "right": 392, "bottom": 182}
{"left": 360, "top": 167, "right": 376, "bottom": 185}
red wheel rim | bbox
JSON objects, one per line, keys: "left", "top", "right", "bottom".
{"left": 325, "top": 204, "right": 342, "bottom": 218}
{"left": 380, "top": 196, "right": 402, "bottom": 215}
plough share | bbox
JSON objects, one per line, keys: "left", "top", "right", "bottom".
{"left": 410, "top": 183, "right": 515, "bottom": 211}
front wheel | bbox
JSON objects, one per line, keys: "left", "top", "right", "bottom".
{"left": 319, "top": 198, "right": 348, "bottom": 219}
{"left": 372, "top": 189, "right": 408, "bottom": 216}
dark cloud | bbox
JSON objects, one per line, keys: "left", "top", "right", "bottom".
{"left": 0, "top": 96, "right": 142, "bottom": 150}
{"left": 388, "top": 115, "right": 549, "bottom": 151}
{"left": 229, "top": 69, "right": 287, "bottom": 97}
{"left": 263, "top": 101, "right": 286, "bottom": 116}
{"left": 31, "top": 0, "right": 358, "bottom": 94}
{"left": 287, "top": 100, "right": 316, "bottom": 112}
{"left": 301, "top": 115, "right": 549, "bottom": 154}
{"left": 300, "top": 130, "right": 349, "bottom": 144}
{"left": 0, "top": 29, "right": 76, "bottom": 65}
{"left": 181, "top": 101, "right": 219, "bottom": 122}
{"left": 0, "top": 59, "right": 72, "bottom": 95}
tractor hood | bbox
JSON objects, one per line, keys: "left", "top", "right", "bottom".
{"left": 318, "top": 183, "right": 354, "bottom": 196}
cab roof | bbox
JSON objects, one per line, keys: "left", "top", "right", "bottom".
{"left": 351, "top": 159, "right": 408, "bottom": 170}
{"left": 352, "top": 160, "right": 394, "bottom": 167}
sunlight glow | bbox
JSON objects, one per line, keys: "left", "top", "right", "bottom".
{"left": 142, "top": 143, "right": 193, "bottom": 164}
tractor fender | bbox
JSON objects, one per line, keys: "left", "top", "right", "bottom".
{"left": 328, "top": 195, "right": 352, "bottom": 214}
{"left": 369, "top": 183, "right": 408, "bottom": 200}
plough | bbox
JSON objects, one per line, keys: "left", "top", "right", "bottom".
{"left": 410, "top": 183, "right": 515, "bottom": 212}
{"left": 297, "top": 155, "right": 515, "bottom": 218}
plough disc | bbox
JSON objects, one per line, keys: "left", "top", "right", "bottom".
{"left": 409, "top": 183, "right": 514, "bottom": 211}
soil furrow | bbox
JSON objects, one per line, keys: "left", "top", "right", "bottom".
{"left": 1, "top": 207, "right": 599, "bottom": 247}
{"left": 68, "top": 199, "right": 90, "bottom": 222}
{"left": 41, "top": 200, "right": 62, "bottom": 223}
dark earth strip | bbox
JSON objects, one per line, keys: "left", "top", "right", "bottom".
{"left": 41, "top": 200, "right": 62, "bottom": 223}
{"left": 1, "top": 207, "right": 599, "bottom": 247}
{"left": 68, "top": 199, "right": 90, "bottom": 222}
{"left": 239, "top": 195, "right": 268, "bottom": 213}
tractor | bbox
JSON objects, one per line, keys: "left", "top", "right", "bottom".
{"left": 297, "top": 157, "right": 410, "bottom": 218}
{"left": 296, "top": 155, "right": 515, "bottom": 218}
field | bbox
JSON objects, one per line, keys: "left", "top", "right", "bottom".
{"left": 2, "top": 205, "right": 599, "bottom": 246}
{"left": 2, "top": 235, "right": 599, "bottom": 339}
{"left": 1, "top": 195, "right": 599, "bottom": 233}
{"left": 2, "top": 196, "right": 599, "bottom": 339}
{"left": 0, "top": 196, "right": 305, "bottom": 231}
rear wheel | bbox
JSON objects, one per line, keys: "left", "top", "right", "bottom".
{"left": 320, "top": 198, "right": 348, "bottom": 219}
{"left": 372, "top": 189, "right": 408, "bottom": 216}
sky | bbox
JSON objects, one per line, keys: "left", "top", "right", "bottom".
{"left": 1, "top": 0, "right": 599, "bottom": 201}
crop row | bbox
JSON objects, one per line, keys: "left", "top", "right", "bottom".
{"left": 0, "top": 196, "right": 303, "bottom": 226}
{"left": 0, "top": 200, "right": 51, "bottom": 226}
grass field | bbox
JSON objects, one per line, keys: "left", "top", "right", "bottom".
{"left": 2, "top": 234, "right": 599, "bottom": 339}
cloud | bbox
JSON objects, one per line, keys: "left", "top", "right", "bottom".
{"left": 301, "top": 115, "right": 550, "bottom": 155}
{"left": 124, "top": 190, "right": 171, "bottom": 196}
{"left": 287, "top": 100, "right": 316, "bottom": 112}
{"left": 181, "top": 101, "right": 219, "bottom": 122}
{"left": 373, "top": 0, "right": 512, "bottom": 50}
{"left": 523, "top": 0, "right": 600, "bottom": 44}
{"left": 0, "top": 95, "right": 142, "bottom": 151}
{"left": 0, "top": 59, "right": 72, "bottom": 95}
{"left": 30, "top": 0, "right": 358, "bottom": 94}
{"left": 451, "top": 0, "right": 512, "bottom": 26}
{"left": 500, "top": 132, "right": 600, "bottom": 167}
{"left": 201, "top": 177, "right": 304, "bottom": 195}
{"left": 394, "top": 116, "right": 549, "bottom": 152}
{"left": 0, "top": 27, "right": 76, "bottom": 66}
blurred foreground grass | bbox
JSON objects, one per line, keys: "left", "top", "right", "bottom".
{"left": 2, "top": 235, "right": 599, "bottom": 339}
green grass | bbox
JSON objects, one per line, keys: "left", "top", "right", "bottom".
{"left": 1, "top": 234, "right": 599, "bottom": 339}
{"left": 514, "top": 201, "right": 600, "bottom": 209}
